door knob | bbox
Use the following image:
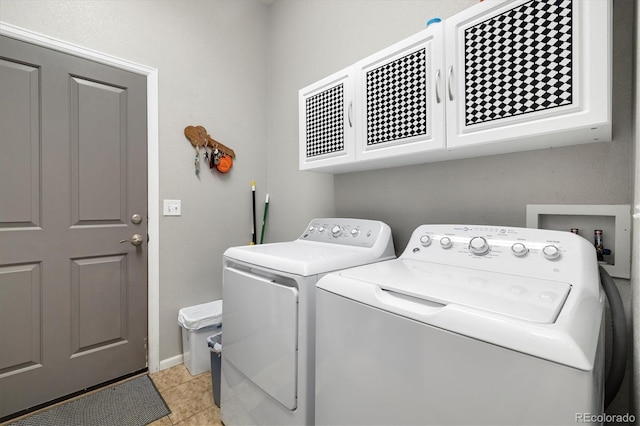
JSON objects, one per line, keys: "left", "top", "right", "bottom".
{"left": 120, "top": 234, "right": 144, "bottom": 246}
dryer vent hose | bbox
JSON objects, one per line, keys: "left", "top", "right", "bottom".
{"left": 599, "top": 265, "right": 628, "bottom": 409}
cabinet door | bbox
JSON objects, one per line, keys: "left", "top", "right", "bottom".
{"left": 355, "top": 26, "right": 445, "bottom": 168}
{"left": 445, "top": 0, "right": 611, "bottom": 154}
{"left": 299, "top": 67, "right": 355, "bottom": 171}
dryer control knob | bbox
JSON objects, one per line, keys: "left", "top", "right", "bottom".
{"left": 542, "top": 245, "right": 561, "bottom": 260}
{"left": 420, "top": 235, "right": 432, "bottom": 247}
{"left": 331, "top": 225, "right": 343, "bottom": 238}
{"left": 350, "top": 228, "right": 360, "bottom": 237}
{"left": 469, "top": 237, "right": 490, "bottom": 255}
{"left": 440, "top": 237, "right": 453, "bottom": 249}
{"left": 511, "top": 243, "right": 528, "bottom": 257}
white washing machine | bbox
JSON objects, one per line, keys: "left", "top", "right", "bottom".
{"left": 221, "top": 218, "right": 395, "bottom": 426}
{"left": 316, "top": 224, "right": 604, "bottom": 426}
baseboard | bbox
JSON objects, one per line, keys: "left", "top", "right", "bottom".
{"left": 159, "top": 354, "right": 183, "bottom": 371}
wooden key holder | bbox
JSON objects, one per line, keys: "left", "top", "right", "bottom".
{"left": 184, "top": 125, "right": 236, "bottom": 158}
{"left": 184, "top": 125, "right": 236, "bottom": 175}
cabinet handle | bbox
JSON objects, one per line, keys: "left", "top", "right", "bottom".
{"left": 435, "top": 69, "right": 441, "bottom": 104}
{"left": 348, "top": 101, "right": 353, "bottom": 127}
{"left": 447, "top": 66, "right": 454, "bottom": 101}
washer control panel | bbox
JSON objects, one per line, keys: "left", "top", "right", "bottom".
{"left": 403, "top": 224, "right": 597, "bottom": 282}
{"left": 300, "top": 218, "right": 391, "bottom": 248}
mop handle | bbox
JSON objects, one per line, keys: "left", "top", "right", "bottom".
{"left": 251, "top": 181, "right": 257, "bottom": 245}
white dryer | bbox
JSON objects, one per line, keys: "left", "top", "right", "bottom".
{"left": 221, "top": 218, "right": 395, "bottom": 426}
{"left": 316, "top": 225, "right": 604, "bottom": 426}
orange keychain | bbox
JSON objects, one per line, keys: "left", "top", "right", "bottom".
{"left": 216, "top": 155, "right": 233, "bottom": 173}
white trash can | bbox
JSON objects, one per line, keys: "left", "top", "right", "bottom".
{"left": 178, "top": 300, "right": 223, "bottom": 376}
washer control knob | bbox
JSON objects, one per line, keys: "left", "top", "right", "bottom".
{"left": 511, "top": 243, "right": 528, "bottom": 257}
{"left": 542, "top": 245, "right": 561, "bottom": 260}
{"left": 440, "top": 237, "right": 453, "bottom": 249}
{"left": 318, "top": 226, "right": 326, "bottom": 233}
{"left": 350, "top": 228, "right": 360, "bottom": 237}
{"left": 308, "top": 225, "right": 316, "bottom": 233}
{"left": 469, "top": 237, "right": 490, "bottom": 255}
{"left": 419, "top": 235, "right": 432, "bottom": 247}
{"left": 331, "top": 225, "right": 343, "bottom": 238}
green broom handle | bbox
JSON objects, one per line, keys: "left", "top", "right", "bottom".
{"left": 260, "top": 194, "right": 269, "bottom": 244}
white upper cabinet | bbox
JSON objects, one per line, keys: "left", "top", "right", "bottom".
{"left": 444, "top": 0, "right": 611, "bottom": 156}
{"left": 299, "top": 0, "right": 611, "bottom": 173}
{"left": 353, "top": 26, "right": 445, "bottom": 169}
{"left": 299, "top": 66, "right": 355, "bottom": 171}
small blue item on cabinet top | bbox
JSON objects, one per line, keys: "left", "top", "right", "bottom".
{"left": 426, "top": 17, "right": 441, "bottom": 27}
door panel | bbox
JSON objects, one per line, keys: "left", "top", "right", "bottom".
{"left": 71, "top": 76, "right": 127, "bottom": 224}
{"left": 298, "top": 66, "right": 356, "bottom": 171}
{"left": 70, "top": 255, "right": 128, "bottom": 355}
{"left": 444, "top": 0, "right": 610, "bottom": 150}
{"left": 354, "top": 26, "right": 444, "bottom": 163}
{"left": 0, "top": 263, "right": 42, "bottom": 375}
{"left": 0, "top": 35, "right": 148, "bottom": 419}
{"left": 0, "top": 58, "right": 40, "bottom": 228}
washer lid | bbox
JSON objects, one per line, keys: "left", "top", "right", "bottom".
{"left": 340, "top": 259, "right": 571, "bottom": 324}
{"left": 224, "top": 240, "right": 392, "bottom": 276}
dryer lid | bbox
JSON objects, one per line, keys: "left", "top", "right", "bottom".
{"left": 224, "top": 240, "right": 393, "bottom": 276}
{"left": 339, "top": 259, "right": 571, "bottom": 324}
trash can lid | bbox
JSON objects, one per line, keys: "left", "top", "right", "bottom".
{"left": 178, "top": 300, "right": 223, "bottom": 330}
{"left": 207, "top": 333, "right": 223, "bottom": 353}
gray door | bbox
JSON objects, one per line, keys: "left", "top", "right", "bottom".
{"left": 0, "top": 35, "right": 148, "bottom": 418}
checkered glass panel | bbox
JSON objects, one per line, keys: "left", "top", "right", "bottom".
{"left": 366, "top": 48, "right": 428, "bottom": 146}
{"left": 464, "top": 0, "right": 573, "bottom": 126}
{"left": 305, "top": 84, "right": 345, "bottom": 157}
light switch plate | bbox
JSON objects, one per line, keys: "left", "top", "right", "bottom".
{"left": 163, "top": 199, "right": 181, "bottom": 216}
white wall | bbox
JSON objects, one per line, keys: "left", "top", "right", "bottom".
{"left": 0, "top": 0, "right": 270, "bottom": 362}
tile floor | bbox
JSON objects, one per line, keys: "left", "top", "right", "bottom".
{"left": 149, "top": 364, "right": 222, "bottom": 426}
